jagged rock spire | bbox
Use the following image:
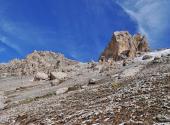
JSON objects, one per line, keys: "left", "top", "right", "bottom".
{"left": 99, "top": 31, "right": 149, "bottom": 61}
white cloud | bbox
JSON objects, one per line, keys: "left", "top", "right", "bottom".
{"left": 116, "top": 0, "right": 170, "bottom": 45}
{"left": 0, "top": 35, "right": 21, "bottom": 54}
{"left": 0, "top": 18, "right": 58, "bottom": 54}
{"left": 0, "top": 20, "right": 43, "bottom": 44}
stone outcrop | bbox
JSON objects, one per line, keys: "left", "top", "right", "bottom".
{"left": 0, "top": 51, "right": 77, "bottom": 77}
{"left": 99, "top": 31, "right": 149, "bottom": 61}
{"left": 0, "top": 47, "right": 170, "bottom": 124}
{"left": 49, "top": 72, "right": 68, "bottom": 80}
{"left": 34, "top": 72, "right": 49, "bottom": 81}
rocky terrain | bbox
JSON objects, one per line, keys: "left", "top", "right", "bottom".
{"left": 0, "top": 31, "right": 170, "bottom": 125}
{"left": 100, "top": 31, "right": 149, "bottom": 61}
{"left": 0, "top": 51, "right": 77, "bottom": 77}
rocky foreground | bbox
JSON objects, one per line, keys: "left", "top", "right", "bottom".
{"left": 0, "top": 31, "right": 170, "bottom": 125}
{"left": 0, "top": 48, "right": 170, "bottom": 125}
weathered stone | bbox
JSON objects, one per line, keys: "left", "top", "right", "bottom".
{"left": 34, "top": 72, "right": 48, "bottom": 81}
{"left": 89, "top": 62, "right": 97, "bottom": 70}
{"left": 0, "top": 51, "right": 77, "bottom": 77}
{"left": 67, "top": 85, "right": 82, "bottom": 92}
{"left": 99, "top": 56, "right": 106, "bottom": 64}
{"left": 142, "top": 55, "right": 153, "bottom": 60}
{"left": 156, "top": 115, "right": 170, "bottom": 122}
{"left": 123, "top": 60, "right": 127, "bottom": 66}
{"left": 154, "top": 56, "right": 161, "bottom": 60}
{"left": 0, "top": 73, "right": 8, "bottom": 78}
{"left": 133, "top": 33, "right": 149, "bottom": 52}
{"left": 99, "top": 31, "right": 149, "bottom": 61}
{"left": 88, "top": 78, "right": 98, "bottom": 85}
{"left": 152, "top": 56, "right": 162, "bottom": 63}
{"left": 123, "top": 121, "right": 144, "bottom": 125}
{"left": 50, "top": 72, "right": 67, "bottom": 80}
{"left": 56, "top": 87, "right": 68, "bottom": 95}
{"left": 50, "top": 79, "right": 60, "bottom": 86}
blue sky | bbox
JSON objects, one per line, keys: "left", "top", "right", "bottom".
{"left": 0, "top": 0, "right": 169, "bottom": 62}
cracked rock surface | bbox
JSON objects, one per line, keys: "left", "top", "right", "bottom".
{"left": 0, "top": 50, "right": 170, "bottom": 125}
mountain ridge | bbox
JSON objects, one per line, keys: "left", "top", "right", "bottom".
{"left": 0, "top": 31, "right": 170, "bottom": 125}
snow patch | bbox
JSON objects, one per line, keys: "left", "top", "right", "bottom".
{"left": 135, "top": 49, "right": 170, "bottom": 62}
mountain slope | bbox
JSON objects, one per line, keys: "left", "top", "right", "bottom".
{"left": 0, "top": 49, "right": 170, "bottom": 125}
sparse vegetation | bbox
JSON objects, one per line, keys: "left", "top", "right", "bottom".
{"left": 111, "top": 82, "right": 122, "bottom": 89}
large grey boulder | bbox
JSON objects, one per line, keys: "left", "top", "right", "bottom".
{"left": 34, "top": 72, "right": 48, "bottom": 81}
{"left": 50, "top": 72, "right": 68, "bottom": 80}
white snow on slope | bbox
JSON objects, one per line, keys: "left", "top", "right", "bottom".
{"left": 135, "top": 49, "right": 170, "bottom": 62}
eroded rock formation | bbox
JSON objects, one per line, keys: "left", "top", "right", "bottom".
{"left": 0, "top": 51, "right": 77, "bottom": 77}
{"left": 100, "top": 31, "right": 149, "bottom": 61}
{"left": 0, "top": 46, "right": 170, "bottom": 125}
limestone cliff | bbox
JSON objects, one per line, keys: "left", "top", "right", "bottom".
{"left": 100, "top": 31, "right": 149, "bottom": 61}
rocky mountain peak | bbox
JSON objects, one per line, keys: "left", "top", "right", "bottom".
{"left": 99, "top": 31, "right": 150, "bottom": 61}
{"left": 0, "top": 51, "right": 77, "bottom": 77}
{"left": 0, "top": 36, "right": 170, "bottom": 125}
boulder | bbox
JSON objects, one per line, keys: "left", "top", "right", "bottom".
{"left": 34, "top": 72, "right": 48, "bottom": 81}
{"left": 122, "top": 60, "right": 127, "bottom": 66}
{"left": 152, "top": 56, "right": 162, "bottom": 63}
{"left": 154, "top": 56, "right": 161, "bottom": 60}
{"left": 0, "top": 73, "right": 8, "bottom": 78}
{"left": 142, "top": 55, "right": 153, "bottom": 60}
{"left": 56, "top": 87, "right": 68, "bottom": 95}
{"left": 50, "top": 79, "right": 60, "bottom": 86}
{"left": 67, "top": 85, "right": 82, "bottom": 92}
{"left": 156, "top": 114, "right": 170, "bottom": 122}
{"left": 50, "top": 72, "right": 67, "bottom": 80}
{"left": 99, "top": 31, "right": 149, "bottom": 61}
{"left": 88, "top": 78, "right": 98, "bottom": 85}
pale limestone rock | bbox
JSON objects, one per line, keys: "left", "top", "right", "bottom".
{"left": 34, "top": 72, "right": 48, "bottom": 81}
{"left": 50, "top": 72, "right": 67, "bottom": 80}
{"left": 56, "top": 87, "right": 68, "bottom": 95}
{"left": 0, "top": 51, "right": 77, "bottom": 77}
{"left": 100, "top": 31, "right": 149, "bottom": 61}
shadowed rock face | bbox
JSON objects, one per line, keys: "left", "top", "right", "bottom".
{"left": 99, "top": 31, "right": 149, "bottom": 61}
{"left": 133, "top": 33, "right": 149, "bottom": 52}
